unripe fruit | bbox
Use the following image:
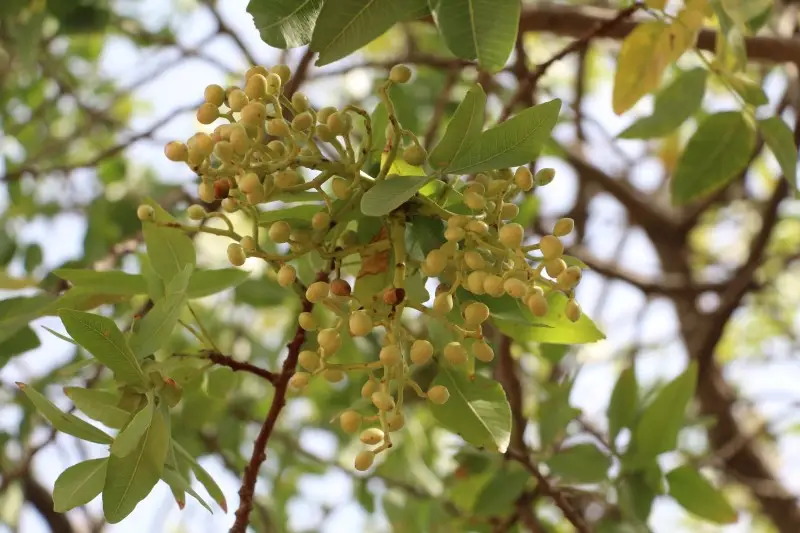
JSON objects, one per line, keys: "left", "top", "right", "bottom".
{"left": 380, "top": 345, "right": 402, "bottom": 366}
{"left": 275, "top": 169, "right": 300, "bottom": 189}
{"left": 245, "top": 74, "right": 268, "bottom": 100}
{"left": 464, "top": 302, "right": 490, "bottom": 326}
{"left": 434, "top": 293, "right": 453, "bottom": 314}
{"left": 191, "top": 133, "right": 215, "bottom": 156}
{"left": 503, "top": 278, "right": 527, "bottom": 299}
{"left": 500, "top": 202, "right": 519, "bottom": 220}
{"left": 387, "top": 412, "right": 405, "bottom": 432}
{"left": 483, "top": 275, "right": 505, "bottom": 297}
{"left": 245, "top": 66, "right": 269, "bottom": 80}
{"left": 448, "top": 215, "right": 468, "bottom": 228}
{"left": 354, "top": 450, "right": 374, "bottom": 472}
{"left": 317, "top": 106, "right": 337, "bottom": 124}
{"left": 298, "top": 350, "right": 320, "bottom": 371}
{"left": 514, "top": 166, "right": 534, "bottom": 191}
{"left": 326, "top": 112, "right": 347, "bottom": 136}
{"left": 557, "top": 266, "right": 582, "bottom": 289}
{"left": 463, "top": 250, "right": 486, "bottom": 270}
{"left": 340, "top": 410, "right": 361, "bottom": 433}
{"left": 331, "top": 176, "right": 350, "bottom": 199}
{"left": 487, "top": 179, "right": 507, "bottom": 196}
{"left": 464, "top": 192, "right": 486, "bottom": 211}
{"left": 371, "top": 391, "right": 395, "bottom": 411}
{"left": 247, "top": 188, "right": 266, "bottom": 205}
{"left": 565, "top": 299, "right": 581, "bottom": 322}
{"left": 403, "top": 144, "right": 426, "bottom": 166}
{"left": 230, "top": 126, "right": 250, "bottom": 154}
{"left": 298, "top": 312, "right": 317, "bottom": 331}
{"left": 361, "top": 379, "right": 378, "bottom": 399}
{"left": 465, "top": 182, "right": 486, "bottom": 195}
{"left": 267, "top": 140, "right": 286, "bottom": 157}
{"left": 291, "top": 92, "right": 309, "bottom": 112}
{"left": 527, "top": 291, "right": 548, "bottom": 317}
{"left": 292, "top": 111, "right": 313, "bottom": 131}
{"left": 204, "top": 84, "right": 225, "bottom": 106}
{"left": 240, "top": 172, "right": 261, "bottom": 194}
{"left": 465, "top": 220, "right": 488, "bottom": 235}
{"left": 349, "top": 310, "right": 373, "bottom": 337}
{"left": 226, "top": 243, "right": 247, "bottom": 266}
{"left": 214, "top": 141, "right": 235, "bottom": 163}
{"left": 312, "top": 212, "right": 330, "bottom": 230}
{"left": 199, "top": 182, "right": 215, "bottom": 203}
{"left": 267, "top": 118, "right": 291, "bottom": 137}
{"left": 499, "top": 223, "right": 524, "bottom": 249}
{"left": 545, "top": 258, "right": 567, "bottom": 278}
{"left": 427, "top": 385, "right": 450, "bottom": 404}
{"left": 269, "top": 221, "right": 292, "bottom": 243}
{"left": 306, "top": 281, "right": 330, "bottom": 302}
{"left": 389, "top": 64, "right": 412, "bottom": 83}
{"left": 222, "top": 198, "right": 239, "bottom": 213}
{"left": 240, "top": 102, "right": 267, "bottom": 127}
{"left": 266, "top": 72, "right": 282, "bottom": 90}
{"left": 270, "top": 64, "right": 291, "bottom": 84}
{"left": 277, "top": 265, "right": 297, "bottom": 287}
{"left": 424, "top": 249, "right": 448, "bottom": 276}
{"left": 444, "top": 227, "right": 465, "bottom": 242}
{"left": 289, "top": 372, "right": 309, "bottom": 389}
{"left": 137, "top": 205, "right": 155, "bottom": 221}
{"left": 535, "top": 167, "right": 556, "bottom": 186}
{"left": 473, "top": 340, "right": 494, "bottom": 362}
{"left": 553, "top": 217, "right": 575, "bottom": 237}
{"left": 330, "top": 279, "right": 351, "bottom": 297}
{"left": 444, "top": 342, "right": 467, "bottom": 364}
{"left": 197, "top": 102, "right": 219, "bottom": 124}
{"left": 165, "top": 141, "right": 188, "bottom": 162}
{"left": 324, "top": 369, "right": 345, "bottom": 382}
{"left": 539, "top": 235, "right": 563, "bottom": 261}
{"left": 187, "top": 204, "right": 206, "bottom": 220}
{"left": 410, "top": 339, "right": 433, "bottom": 365}
{"left": 360, "top": 428, "right": 384, "bottom": 445}
{"left": 228, "top": 89, "right": 248, "bottom": 112}
{"left": 467, "top": 271, "right": 488, "bottom": 294}
{"left": 318, "top": 328, "right": 341, "bottom": 355}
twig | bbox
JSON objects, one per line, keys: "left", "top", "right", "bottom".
{"left": 207, "top": 351, "right": 278, "bottom": 384}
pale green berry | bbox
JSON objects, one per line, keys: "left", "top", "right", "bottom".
{"left": 361, "top": 379, "right": 378, "bottom": 399}
{"left": 165, "top": 141, "right": 188, "bottom": 162}
{"left": 326, "top": 112, "right": 347, "bottom": 136}
{"left": 403, "top": 144, "right": 426, "bottom": 166}
{"left": 228, "top": 89, "right": 249, "bottom": 112}
{"left": 269, "top": 221, "right": 292, "bottom": 243}
{"left": 464, "top": 302, "right": 490, "bottom": 326}
{"left": 245, "top": 66, "right": 269, "bottom": 80}
{"left": 371, "top": 391, "right": 394, "bottom": 411}
{"left": 535, "top": 167, "right": 556, "bottom": 186}
{"left": 410, "top": 340, "right": 433, "bottom": 365}
{"left": 527, "top": 290, "right": 548, "bottom": 317}
{"left": 292, "top": 111, "right": 313, "bottom": 131}
{"left": 354, "top": 450, "right": 374, "bottom": 471}
{"left": 137, "top": 205, "right": 155, "bottom": 221}
{"left": 545, "top": 258, "right": 567, "bottom": 278}
{"left": 331, "top": 177, "right": 350, "bottom": 199}
{"left": 298, "top": 350, "right": 320, "bottom": 372}
{"left": 500, "top": 203, "right": 519, "bottom": 220}
{"left": 245, "top": 74, "right": 268, "bottom": 100}
{"left": 266, "top": 72, "right": 282, "bottom": 90}
{"left": 340, "top": 410, "right": 361, "bottom": 433}
{"left": 464, "top": 192, "right": 486, "bottom": 211}
{"left": 298, "top": 312, "right": 317, "bottom": 331}
{"left": 427, "top": 385, "right": 450, "bottom": 404}
{"left": 467, "top": 271, "right": 488, "bottom": 294}
{"left": 380, "top": 345, "right": 402, "bottom": 366}
{"left": 473, "top": 341, "right": 494, "bottom": 363}
{"left": 240, "top": 102, "right": 267, "bottom": 127}
{"left": 499, "top": 223, "right": 524, "bottom": 249}
{"left": 553, "top": 217, "right": 575, "bottom": 237}
{"left": 514, "top": 166, "right": 534, "bottom": 191}
{"left": 187, "top": 204, "right": 206, "bottom": 220}
{"left": 317, "top": 328, "right": 341, "bottom": 355}
{"left": 196, "top": 102, "right": 219, "bottom": 124}
{"left": 317, "top": 106, "right": 337, "bottom": 124}
{"left": 360, "top": 428, "right": 384, "bottom": 445}
{"left": 270, "top": 64, "right": 291, "bottom": 84}
{"left": 291, "top": 92, "right": 309, "bottom": 112}
{"left": 389, "top": 64, "right": 412, "bottom": 83}
{"left": 275, "top": 169, "right": 300, "bottom": 189}
{"left": 277, "top": 265, "right": 296, "bottom": 287}
{"left": 306, "top": 281, "right": 330, "bottom": 302}
{"left": 387, "top": 412, "right": 405, "bottom": 432}
{"left": 227, "top": 243, "right": 246, "bottom": 266}
{"left": 289, "top": 372, "right": 309, "bottom": 389}
{"left": 267, "top": 140, "right": 286, "bottom": 157}
{"left": 240, "top": 172, "right": 261, "bottom": 194}
{"left": 444, "top": 342, "right": 467, "bottom": 364}
{"left": 222, "top": 198, "right": 239, "bottom": 213}
{"left": 204, "top": 84, "right": 225, "bottom": 106}
{"left": 267, "top": 118, "right": 291, "bottom": 137}
{"left": 424, "top": 249, "right": 448, "bottom": 276}
{"left": 349, "top": 310, "right": 373, "bottom": 337}
{"left": 434, "top": 293, "right": 453, "bottom": 314}
{"left": 444, "top": 227, "right": 465, "bottom": 242}
{"left": 483, "top": 275, "right": 505, "bottom": 297}
{"left": 539, "top": 235, "right": 563, "bottom": 261}
{"left": 312, "top": 211, "right": 331, "bottom": 230}
{"left": 463, "top": 250, "right": 486, "bottom": 270}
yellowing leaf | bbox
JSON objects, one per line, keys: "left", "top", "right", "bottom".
{"left": 645, "top": 0, "right": 666, "bottom": 9}
{"left": 612, "top": 22, "right": 670, "bottom": 115}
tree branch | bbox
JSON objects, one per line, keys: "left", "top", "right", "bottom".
{"left": 207, "top": 351, "right": 278, "bottom": 384}
{"left": 21, "top": 474, "right": 75, "bottom": 533}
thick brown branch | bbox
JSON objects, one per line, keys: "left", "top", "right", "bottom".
{"left": 207, "top": 351, "right": 278, "bottom": 384}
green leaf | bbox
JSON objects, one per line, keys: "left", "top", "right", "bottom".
{"left": 406, "top": 216, "right": 446, "bottom": 259}
{"left": 546, "top": 443, "right": 611, "bottom": 484}
{"left": 666, "top": 465, "right": 738, "bottom": 524}
{"left": 607, "top": 367, "right": 639, "bottom": 443}
{"left": 429, "top": 366, "right": 511, "bottom": 452}
{"left": 494, "top": 292, "right": 605, "bottom": 344}
{"left": 129, "top": 292, "right": 186, "bottom": 359}
{"left": 472, "top": 464, "right": 529, "bottom": 517}
{"left": 16, "top": 383, "right": 112, "bottom": 444}
{"left": 248, "top": 0, "right": 324, "bottom": 48}
{"left": 0, "top": 294, "right": 56, "bottom": 344}
{"left": 448, "top": 99, "right": 561, "bottom": 174}
{"left": 53, "top": 458, "right": 107, "bottom": 512}
{"left": 672, "top": 111, "right": 755, "bottom": 204}
{"left": 54, "top": 269, "right": 147, "bottom": 295}
{"left": 429, "top": 84, "right": 486, "bottom": 170}
{"left": 619, "top": 69, "right": 707, "bottom": 139}
{"left": 64, "top": 387, "right": 130, "bottom": 429}
{"left": 206, "top": 367, "right": 238, "bottom": 398}
{"left": 0, "top": 326, "right": 40, "bottom": 368}
{"left": 111, "top": 396, "right": 154, "bottom": 457}
{"left": 41, "top": 326, "right": 78, "bottom": 345}
{"left": 258, "top": 204, "right": 322, "bottom": 228}
{"left": 187, "top": 268, "right": 250, "bottom": 299}
{"left": 140, "top": 254, "right": 165, "bottom": 302}
{"left": 59, "top": 310, "right": 146, "bottom": 387}
{"left": 235, "top": 277, "right": 289, "bottom": 307}
{"left": 721, "top": 0, "right": 771, "bottom": 25}
{"left": 161, "top": 466, "right": 213, "bottom": 513}
{"left": 433, "top": 0, "right": 520, "bottom": 72}
{"left": 310, "top": 0, "right": 429, "bottom": 66}
{"left": 174, "top": 442, "right": 228, "bottom": 512}
{"left": 141, "top": 198, "right": 196, "bottom": 283}
{"left": 360, "top": 176, "right": 430, "bottom": 216}
{"left": 759, "top": 116, "right": 798, "bottom": 191}
{"left": 538, "top": 379, "right": 581, "bottom": 449}
{"left": 612, "top": 21, "right": 670, "bottom": 115}
{"left": 730, "top": 74, "right": 768, "bottom": 107}
{"left": 103, "top": 409, "right": 170, "bottom": 523}
{"left": 619, "top": 472, "right": 655, "bottom": 524}
{"left": 633, "top": 362, "right": 697, "bottom": 460}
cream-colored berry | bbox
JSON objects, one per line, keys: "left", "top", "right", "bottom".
{"left": 323, "top": 369, "right": 344, "bottom": 382}
{"left": 448, "top": 215, "right": 469, "bottom": 228}
{"left": 197, "top": 102, "right": 219, "bottom": 124}
{"left": 553, "top": 217, "right": 575, "bottom": 237}
{"left": 387, "top": 412, "right": 405, "bottom": 432}
{"left": 240, "top": 102, "right": 267, "bottom": 127}
{"left": 427, "top": 385, "right": 450, "bottom": 404}
{"left": 326, "top": 112, "right": 347, "bottom": 136}
{"left": 403, "top": 144, "right": 426, "bottom": 166}
{"left": 204, "top": 84, "right": 225, "bottom": 106}
{"left": 298, "top": 350, "right": 320, "bottom": 371}
{"left": 557, "top": 266, "right": 582, "bottom": 289}
{"left": 240, "top": 172, "right": 261, "bottom": 194}
{"left": 424, "top": 249, "right": 448, "bottom": 276}
{"left": 539, "top": 235, "right": 563, "bottom": 261}
{"left": 503, "top": 278, "right": 527, "bottom": 299}
{"left": 221, "top": 198, "right": 239, "bottom": 213}
{"left": 483, "top": 275, "right": 505, "bottom": 297}
{"left": 191, "top": 133, "right": 215, "bottom": 157}
{"left": 317, "top": 328, "right": 341, "bottom": 355}
{"left": 535, "top": 167, "right": 556, "bottom": 186}
{"left": 389, "top": 64, "right": 412, "bottom": 83}
{"left": 227, "top": 243, "right": 246, "bottom": 266}
{"left": 331, "top": 177, "right": 350, "bottom": 199}
{"left": 349, "top": 310, "right": 373, "bottom": 337}
{"left": 380, "top": 345, "right": 402, "bottom": 366}
{"left": 361, "top": 379, "right": 378, "bottom": 399}
{"left": 434, "top": 293, "right": 453, "bottom": 314}
{"left": 269, "top": 221, "right": 292, "bottom": 243}
{"left": 514, "top": 166, "right": 534, "bottom": 191}
{"left": 245, "top": 66, "right": 269, "bottom": 80}
{"left": 545, "top": 258, "right": 567, "bottom": 278}
{"left": 199, "top": 182, "right": 215, "bottom": 203}
{"left": 467, "top": 271, "right": 488, "bottom": 294}
{"left": 230, "top": 126, "right": 250, "bottom": 154}
{"left": 277, "top": 265, "right": 297, "bottom": 287}
{"left": 165, "top": 141, "right": 188, "bottom": 162}
{"left": 444, "top": 227, "right": 465, "bottom": 242}
{"left": 298, "top": 312, "right": 317, "bottom": 331}
{"left": 500, "top": 203, "right": 519, "bottom": 220}
{"left": 187, "top": 204, "right": 206, "bottom": 220}
{"left": 291, "top": 92, "right": 309, "bottom": 112}
{"left": 527, "top": 290, "right": 549, "bottom": 317}
{"left": 275, "top": 169, "right": 300, "bottom": 189}
{"left": 340, "top": 410, "right": 361, "bottom": 433}
{"left": 244, "top": 74, "right": 268, "bottom": 100}
{"left": 444, "top": 342, "right": 467, "bottom": 364}
{"left": 473, "top": 341, "right": 494, "bottom": 362}
{"left": 466, "top": 220, "right": 488, "bottom": 235}
{"left": 292, "top": 111, "right": 313, "bottom": 131}
{"left": 360, "top": 428, "right": 384, "bottom": 445}
{"left": 306, "top": 281, "right": 330, "bottom": 302}
{"left": 228, "top": 89, "right": 248, "bottom": 112}
{"left": 137, "top": 205, "right": 155, "bottom": 221}
{"left": 270, "top": 64, "right": 291, "bottom": 84}
{"left": 267, "top": 118, "right": 291, "bottom": 137}
{"left": 463, "top": 250, "right": 486, "bottom": 270}
{"left": 317, "top": 106, "right": 337, "bottom": 124}
{"left": 565, "top": 299, "right": 581, "bottom": 321}
{"left": 464, "top": 302, "right": 490, "bottom": 326}
{"left": 410, "top": 339, "right": 434, "bottom": 365}
{"left": 499, "top": 223, "right": 524, "bottom": 249}
{"left": 354, "top": 450, "right": 374, "bottom": 471}
{"left": 464, "top": 192, "right": 486, "bottom": 211}
{"left": 312, "top": 211, "right": 331, "bottom": 230}
{"left": 371, "top": 391, "right": 395, "bottom": 411}
{"left": 289, "top": 372, "right": 309, "bottom": 390}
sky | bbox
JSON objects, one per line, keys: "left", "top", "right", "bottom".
{"left": 2, "top": 1, "right": 800, "bottom": 532}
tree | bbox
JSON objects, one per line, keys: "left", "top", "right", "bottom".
{"left": 1, "top": 0, "right": 798, "bottom": 531}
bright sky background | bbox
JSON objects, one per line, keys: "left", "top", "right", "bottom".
{"left": 2, "top": 1, "right": 799, "bottom": 532}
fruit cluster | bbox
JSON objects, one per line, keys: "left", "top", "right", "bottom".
{"left": 140, "top": 64, "right": 582, "bottom": 471}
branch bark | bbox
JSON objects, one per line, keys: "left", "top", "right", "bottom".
{"left": 21, "top": 474, "right": 75, "bottom": 533}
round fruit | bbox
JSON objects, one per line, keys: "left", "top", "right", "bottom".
{"left": 410, "top": 340, "right": 434, "bottom": 365}
{"left": 535, "top": 167, "right": 556, "bottom": 186}
{"left": 165, "top": 141, "right": 188, "bottom": 162}
{"left": 204, "top": 84, "right": 225, "bottom": 106}
{"left": 371, "top": 391, "right": 395, "bottom": 411}
{"left": 270, "top": 64, "right": 291, "bottom": 84}
{"left": 228, "top": 89, "right": 248, "bottom": 112}
{"left": 227, "top": 243, "right": 246, "bottom": 266}
{"left": 312, "top": 212, "right": 331, "bottom": 230}
{"left": 499, "top": 223, "right": 524, "bottom": 249}
{"left": 187, "top": 204, "right": 206, "bottom": 220}
{"left": 424, "top": 249, "right": 448, "bottom": 275}
{"left": 277, "top": 265, "right": 297, "bottom": 287}
{"left": 349, "top": 310, "right": 373, "bottom": 337}
{"left": 137, "top": 205, "right": 155, "bottom": 221}
{"left": 323, "top": 369, "right": 344, "bottom": 382}
{"left": 331, "top": 177, "right": 350, "bottom": 199}
{"left": 240, "top": 102, "right": 267, "bottom": 127}
{"left": 483, "top": 275, "right": 505, "bottom": 297}
{"left": 387, "top": 412, "right": 405, "bottom": 432}
{"left": 464, "top": 192, "right": 486, "bottom": 211}
{"left": 360, "top": 428, "right": 384, "bottom": 445}
{"left": 427, "top": 385, "right": 450, "bottom": 405}
{"left": 539, "top": 235, "right": 563, "bottom": 261}
{"left": 305, "top": 281, "right": 330, "bottom": 302}
{"left": 553, "top": 217, "right": 575, "bottom": 237}
{"left": 545, "top": 258, "right": 567, "bottom": 278}
{"left": 269, "top": 221, "right": 292, "bottom": 243}
{"left": 464, "top": 302, "right": 490, "bottom": 326}
{"left": 289, "top": 372, "right": 309, "bottom": 389}
{"left": 196, "top": 102, "right": 219, "bottom": 124}
{"left": 503, "top": 278, "right": 527, "bottom": 299}
{"left": 354, "top": 450, "right": 374, "bottom": 471}
{"left": 403, "top": 144, "right": 426, "bottom": 166}
{"left": 198, "top": 182, "right": 215, "bottom": 203}
{"left": 389, "top": 64, "right": 412, "bottom": 83}
{"left": 500, "top": 203, "right": 519, "bottom": 220}
{"left": 361, "top": 379, "right": 378, "bottom": 399}
{"left": 292, "top": 112, "right": 313, "bottom": 131}
{"left": 434, "top": 293, "right": 453, "bottom": 314}
{"left": 514, "top": 166, "right": 534, "bottom": 191}
{"left": 298, "top": 312, "right": 317, "bottom": 331}
{"left": 317, "top": 328, "right": 342, "bottom": 355}
{"left": 473, "top": 341, "right": 494, "bottom": 362}
{"left": 267, "top": 118, "right": 291, "bottom": 137}
{"left": 527, "top": 291, "right": 548, "bottom": 317}
{"left": 298, "top": 350, "right": 320, "bottom": 371}
{"left": 463, "top": 250, "right": 486, "bottom": 270}
{"left": 291, "top": 92, "right": 309, "bottom": 112}
{"left": 245, "top": 74, "right": 268, "bottom": 100}
{"left": 340, "top": 410, "right": 361, "bottom": 433}
{"left": 240, "top": 172, "right": 261, "bottom": 194}
{"left": 444, "top": 342, "right": 467, "bottom": 364}
{"left": 379, "top": 345, "right": 402, "bottom": 366}
{"left": 467, "top": 271, "right": 488, "bottom": 294}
